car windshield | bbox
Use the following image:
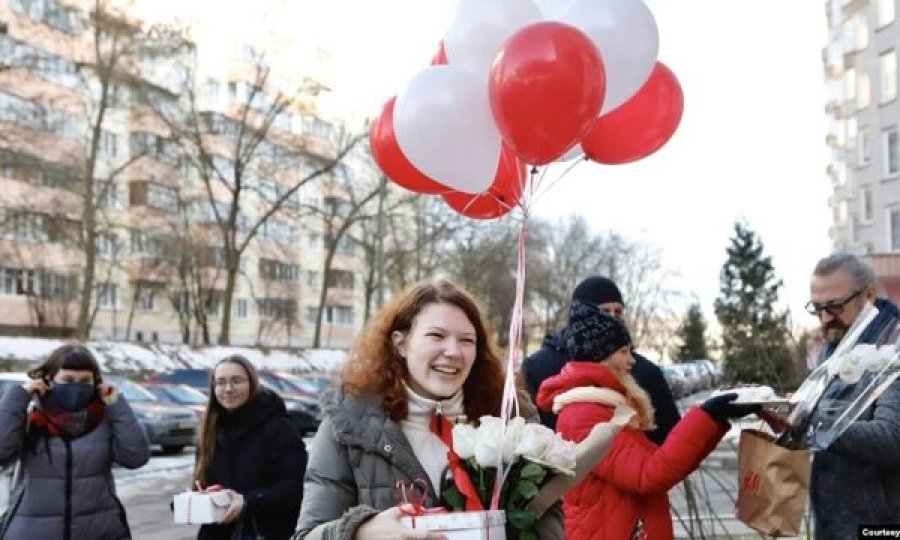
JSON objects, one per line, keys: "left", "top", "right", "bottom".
{"left": 283, "top": 374, "right": 331, "bottom": 394}
{"left": 115, "top": 379, "right": 156, "bottom": 402}
{"left": 167, "top": 385, "right": 207, "bottom": 404}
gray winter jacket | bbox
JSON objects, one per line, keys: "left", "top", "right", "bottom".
{"left": 809, "top": 377, "right": 900, "bottom": 540}
{"left": 294, "top": 386, "right": 564, "bottom": 540}
{"left": 0, "top": 385, "right": 150, "bottom": 540}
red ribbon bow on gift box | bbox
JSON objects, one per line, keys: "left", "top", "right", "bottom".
{"left": 396, "top": 479, "right": 446, "bottom": 527}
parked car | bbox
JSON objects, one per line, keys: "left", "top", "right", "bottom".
{"left": 144, "top": 383, "right": 208, "bottom": 421}
{"left": 279, "top": 373, "right": 335, "bottom": 398}
{"left": 661, "top": 366, "right": 687, "bottom": 399}
{"left": 108, "top": 377, "right": 198, "bottom": 454}
{"left": 154, "top": 369, "right": 212, "bottom": 395}
{"left": 0, "top": 372, "right": 28, "bottom": 398}
{"left": 257, "top": 371, "right": 321, "bottom": 436}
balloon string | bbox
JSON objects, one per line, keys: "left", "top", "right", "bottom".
{"left": 531, "top": 155, "right": 586, "bottom": 205}
{"left": 490, "top": 218, "right": 527, "bottom": 510}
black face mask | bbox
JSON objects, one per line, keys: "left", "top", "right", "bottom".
{"left": 48, "top": 383, "right": 96, "bottom": 412}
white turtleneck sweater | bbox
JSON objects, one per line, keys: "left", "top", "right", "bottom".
{"left": 401, "top": 385, "right": 465, "bottom": 492}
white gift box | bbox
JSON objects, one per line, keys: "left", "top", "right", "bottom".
{"left": 401, "top": 510, "right": 506, "bottom": 540}
{"left": 173, "top": 491, "right": 231, "bottom": 524}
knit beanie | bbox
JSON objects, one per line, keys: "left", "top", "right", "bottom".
{"left": 572, "top": 275, "right": 624, "bottom": 306}
{"left": 563, "top": 299, "right": 632, "bottom": 362}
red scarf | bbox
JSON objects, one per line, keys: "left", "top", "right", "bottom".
{"left": 29, "top": 399, "right": 105, "bottom": 439}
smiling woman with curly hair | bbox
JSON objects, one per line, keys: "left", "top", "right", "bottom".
{"left": 295, "top": 277, "right": 563, "bottom": 540}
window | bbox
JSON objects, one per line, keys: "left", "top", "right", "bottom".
{"left": 306, "top": 306, "right": 318, "bottom": 323}
{"left": 137, "top": 286, "right": 154, "bottom": 312}
{"left": 326, "top": 305, "right": 354, "bottom": 325}
{"left": 880, "top": 49, "right": 897, "bottom": 103}
{"left": 235, "top": 298, "right": 248, "bottom": 319}
{"left": 890, "top": 207, "right": 900, "bottom": 251}
{"left": 858, "top": 126, "right": 872, "bottom": 166}
{"left": 147, "top": 183, "right": 178, "bottom": 212}
{"left": 884, "top": 128, "right": 899, "bottom": 176}
{"left": 326, "top": 269, "right": 355, "bottom": 290}
{"left": 878, "top": 0, "right": 896, "bottom": 28}
{"left": 205, "top": 295, "right": 220, "bottom": 317}
{"left": 858, "top": 70, "right": 871, "bottom": 109}
{"left": 306, "top": 271, "right": 320, "bottom": 288}
{"left": 258, "top": 298, "right": 298, "bottom": 319}
{"left": 96, "top": 232, "right": 118, "bottom": 259}
{"left": 97, "top": 181, "right": 120, "bottom": 209}
{"left": 100, "top": 131, "right": 118, "bottom": 158}
{"left": 861, "top": 185, "right": 874, "bottom": 222}
{"left": 845, "top": 67, "right": 857, "bottom": 102}
{"left": 259, "top": 258, "right": 299, "bottom": 280}
{"left": 98, "top": 283, "right": 118, "bottom": 309}
{"left": 853, "top": 13, "right": 869, "bottom": 51}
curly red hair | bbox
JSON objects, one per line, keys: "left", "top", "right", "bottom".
{"left": 341, "top": 277, "right": 506, "bottom": 422}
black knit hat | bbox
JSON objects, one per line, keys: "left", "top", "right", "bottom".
{"left": 563, "top": 299, "right": 632, "bottom": 362}
{"left": 572, "top": 275, "right": 624, "bottom": 306}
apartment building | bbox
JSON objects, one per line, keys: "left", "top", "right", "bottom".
{"left": 824, "top": 0, "right": 900, "bottom": 297}
{"left": 0, "top": 0, "right": 375, "bottom": 347}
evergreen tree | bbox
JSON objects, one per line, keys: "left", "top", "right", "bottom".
{"left": 675, "top": 304, "right": 709, "bottom": 362}
{"left": 714, "top": 222, "right": 793, "bottom": 385}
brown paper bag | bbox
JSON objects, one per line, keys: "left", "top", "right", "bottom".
{"left": 735, "top": 429, "right": 811, "bottom": 537}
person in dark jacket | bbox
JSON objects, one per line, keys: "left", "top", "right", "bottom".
{"left": 195, "top": 355, "right": 307, "bottom": 540}
{"left": 537, "top": 300, "right": 758, "bottom": 539}
{"left": 0, "top": 344, "right": 150, "bottom": 540}
{"left": 800, "top": 252, "right": 900, "bottom": 539}
{"left": 522, "top": 275, "right": 681, "bottom": 444}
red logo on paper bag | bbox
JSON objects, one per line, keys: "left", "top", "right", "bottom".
{"left": 742, "top": 471, "right": 762, "bottom": 494}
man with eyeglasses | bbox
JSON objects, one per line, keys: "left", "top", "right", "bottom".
{"left": 803, "top": 251, "right": 900, "bottom": 539}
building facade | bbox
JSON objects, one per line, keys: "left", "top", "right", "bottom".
{"left": 824, "top": 0, "right": 900, "bottom": 296}
{"left": 0, "top": 0, "right": 376, "bottom": 347}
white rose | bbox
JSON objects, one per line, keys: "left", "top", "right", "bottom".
{"left": 515, "top": 423, "right": 556, "bottom": 462}
{"left": 872, "top": 344, "right": 899, "bottom": 372}
{"left": 502, "top": 416, "right": 527, "bottom": 463}
{"left": 827, "top": 351, "right": 847, "bottom": 378}
{"left": 542, "top": 436, "right": 577, "bottom": 475}
{"left": 452, "top": 423, "right": 478, "bottom": 460}
{"left": 838, "top": 358, "right": 865, "bottom": 384}
{"left": 474, "top": 416, "right": 504, "bottom": 468}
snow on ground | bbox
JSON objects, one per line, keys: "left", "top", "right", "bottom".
{"left": 0, "top": 337, "right": 346, "bottom": 375}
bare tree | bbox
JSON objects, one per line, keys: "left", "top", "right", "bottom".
{"left": 157, "top": 57, "right": 362, "bottom": 344}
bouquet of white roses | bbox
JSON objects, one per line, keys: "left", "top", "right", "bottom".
{"left": 780, "top": 303, "right": 900, "bottom": 450}
{"left": 443, "top": 416, "right": 575, "bottom": 539}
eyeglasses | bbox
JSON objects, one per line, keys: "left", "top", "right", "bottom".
{"left": 214, "top": 377, "right": 249, "bottom": 389}
{"left": 805, "top": 289, "right": 864, "bottom": 317}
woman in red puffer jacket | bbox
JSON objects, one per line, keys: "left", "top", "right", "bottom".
{"left": 536, "top": 299, "right": 758, "bottom": 540}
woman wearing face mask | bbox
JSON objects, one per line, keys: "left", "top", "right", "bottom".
{"left": 0, "top": 344, "right": 149, "bottom": 540}
{"left": 295, "top": 277, "right": 564, "bottom": 540}
{"left": 194, "top": 355, "right": 307, "bottom": 540}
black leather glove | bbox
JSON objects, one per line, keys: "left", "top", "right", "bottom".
{"left": 701, "top": 393, "right": 761, "bottom": 423}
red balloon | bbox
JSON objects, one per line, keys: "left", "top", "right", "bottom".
{"left": 581, "top": 62, "right": 684, "bottom": 165}
{"left": 431, "top": 41, "right": 448, "bottom": 66}
{"left": 443, "top": 147, "right": 525, "bottom": 219}
{"left": 369, "top": 97, "right": 445, "bottom": 194}
{"left": 489, "top": 22, "right": 606, "bottom": 165}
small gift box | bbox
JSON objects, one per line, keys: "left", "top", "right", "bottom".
{"left": 401, "top": 510, "right": 507, "bottom": 540}
{"left": 173, "top": 488, "right": 230, "bottom": 524}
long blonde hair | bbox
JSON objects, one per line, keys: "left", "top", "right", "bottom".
{"left": 193, "top": 355, "right": 260, "bottom": 485}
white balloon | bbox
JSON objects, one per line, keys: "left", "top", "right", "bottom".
{"left": 394, "top": 66, "right": 501, "bottom": 194}
{"left": 560, "top": 0, "right": 659, "bottom": 114}
{"left": 444, "top": 0, "right": 543, "bottom": 79}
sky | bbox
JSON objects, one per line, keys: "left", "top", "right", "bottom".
{"left": 134, "top": 0, "right": 834, "bottom": 332}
